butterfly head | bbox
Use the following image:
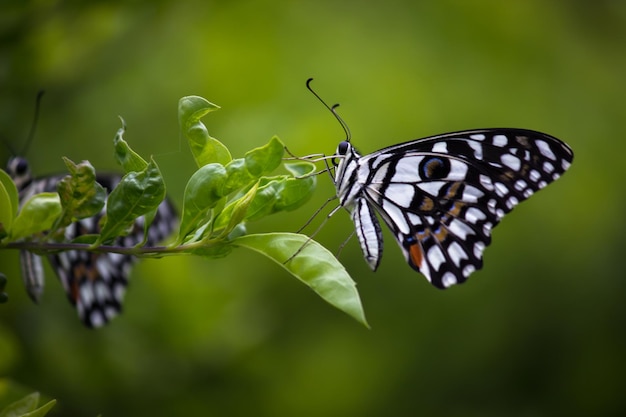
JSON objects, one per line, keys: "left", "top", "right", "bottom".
{"left": 333, "top": 140, "right": 361, "bottom": 166}
{"left": 332, "top": 140, "right": 350, "bottom": 165}
{"left": 6, "top": 156, "right": 32, "bottom": 192}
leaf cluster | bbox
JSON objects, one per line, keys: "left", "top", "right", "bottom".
{"left": 0, "top": 96, "right": 368, "bottom": 326}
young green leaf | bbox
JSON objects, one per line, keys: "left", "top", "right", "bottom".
{"left": 179, "top": 96, "right": 231, "bottom": 167}
{"left": 220, "top": 137, "right": 286, "bottom": 195}
{"left": 97, "top": 158, "right": 165, "bottom": 244}
{"left": 0, "top": 392, "right": 40, "bottom": 416}
{"left": 55, "top": 158, "right": 106, "bottom": 228}
{"left": 23, "top": 399, "right": 56, "bottom": 417}
{"left": 244, "top": 136, "right": 284, "bottom": 177}
{"left": 177, "top": 163, "right": 228, "bottom": 243}
{"left": 10, "top": 193, "right": 62, "bottom": 240}
{"left": 0, "top": 392, "right": 57, "bottom": 417}
{"left": 212, "top": 182, "right": 259, "bottom": 237}
{"left": 232, "top": 233, "right": 368, "bottom": 327}
{"left": 284, "top": 160, "right": 317, "bottom": 178}
{"left": 221, "top": 158, "right": 254, "bottom": 196}
{"left": 244, "top": 174, "right": 316, "bottom": 222}
{"left": 113, "top": 118, "right": 148, "bottom": 172}
{"left": 274, "top": 176, "right": 316, "bottom": 212}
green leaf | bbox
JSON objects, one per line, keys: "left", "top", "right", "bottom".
{"left": 177, "top": 163, "right": 228, "bottom": 243}
{"left": 97, "top": 158, "right": 165, "bottom": 244}
{"left": 10, "top": 193, "right": 62, "bottom": 240}
{"left": 222, "top": 158, "right": 254, "bottom": 196}
{"left": 55, "top": 158, "right": 106, "bottom": 228}
{"left": 0, "top": 392, "right": 39, "bottom": 416}
{"left": 243, "top": 178, "right": 282, "bottom": 221}
{"left": 244, "top": 136, "right": 284, "bottom": 177}
{"left": 274, "top": 175, "right": 316, "bottom": 212}
{"left": 0, "top": 392, "right": 56, "bottom": 417}
{"left": 23, "top": 400, "right": 56, "bottom": 417}
{"left": 212, "top": 182, "right": 259, "bottom": 237}
{"left": 284, "top": 160, "right": 317, "bottom": 177}
{"left": 232, "top": 233, "right": 368, "bottom": 327}
{"left": 113, "top": 118, "right": 148, "bottom": 172}
{"left": 178, "top": 96, "right": 231, "bottom": 167}
{"left": 244, "top": 174, "right": 316, "bottom": 222}
{"left": 220, "top": 137, "right": 285, "bottom": 196}
{"left": 0, "top": 170, "right": 18, "bottom": 234}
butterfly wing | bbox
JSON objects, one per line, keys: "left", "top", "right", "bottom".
{"left": 18, "top": 173, "right": 177, "bottom": 327}
{"left": 355, "top": 128, "right": 573, "bottom": 288}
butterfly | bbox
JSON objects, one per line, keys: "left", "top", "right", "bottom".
{"left": 6, "top": 156, "right": 177, "bottom": 328}
{"left": 331, "top": 127, "right": 573, "bottom": 288}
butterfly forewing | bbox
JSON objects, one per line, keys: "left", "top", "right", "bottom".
{"left": 335, "top": 128, "right": 573, "bottom": 288}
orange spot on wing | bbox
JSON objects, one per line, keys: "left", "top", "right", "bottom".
{"left": 409, "top": 243, "right": 424, "bottom": 269}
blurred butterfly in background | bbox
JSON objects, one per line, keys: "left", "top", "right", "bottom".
{"left": 307, "top": 79, "right": 574, "bottom": 288}
{"left": 5, "top": 92, "right": 177, "bottom": 327}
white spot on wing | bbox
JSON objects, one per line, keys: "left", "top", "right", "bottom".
{"left": 462, "top": 185, "right": 485, "bottom": 203}
{"left": 506, "top": 196, "right": 519, "bottom": 209}
{"left": 462, "top": 265, "right": 476, "bottom": 277}
{"left": 501, "top": 154, "right": 521, "bottom": 171}
{"left": 385, "top": 184, "right": 415, "bottom": 208}
{"left": 427, "top": 245, "right": 446, "bottom": 271}
{"left": 90, "top": 310, "right": 105, "bottom": 327}
{"left": 536, "top": 139, "right": 556, "bottom": 160}
{"left": 465, "top": 207, "right": 487, "bottom": 224}
{"left": 431, "top": 142, "right": 448, "bottom": 153}
{"left": 417, "top": 181, "right": 446, "bottom": 197}
{"left": 382, "top": 200, "right": 410, "bottom": 234}
{"left": 529, "top": 170, "right": 541, "bottom": 182}
{"left": 448, "top": 219, "right": 474, "bottom": 240}
{"left": 495, "top": 182, "right": 509, "bottom": 197}
{"left": 474, "top": 241, "right": 486, "bottom": 258}
{"left": 448, "top": 160, "right": 468, "bottom": 180}
{"left": 493, "top": 135, "right": 508, "bottom": 147}
{"left": 479, "top": 174, "right": 494, "bottom": 191}
{"left": 442, "top": 272, "right": 457, "bottom": 288}
{"left": 467, "top": 141, "right": 483, "bottom": 159}
{"left": 543, "top": 161, "right": 555, "bottom": 174}
{"left": 447, "top": 241, "right": 468, "bottom": 267}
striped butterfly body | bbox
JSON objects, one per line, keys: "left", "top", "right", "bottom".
{"left": 6, "top": 156, "right": 177, "bottom": 327}
{"left": 332, "top": 128, "right": 573, "bottom": 288}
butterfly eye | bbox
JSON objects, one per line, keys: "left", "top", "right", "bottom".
{"left": 15, "top": 158, "right": 29, "bottom": 175}
{"left": 337, "top": 141, "right": 350, "bottom": 155}
{"left": 7, "top": 157, "right": 29, "bottom": 178}
{"left": 332, "top": 141, "right": 351, "bottom": 166}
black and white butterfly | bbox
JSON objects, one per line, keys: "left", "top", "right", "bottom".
{"left": 330, "top": 127, "right": 573, "bottom": 288}
{"left": 6, "top": 156, "right": 177, "bottom": 327}
{"left": 5, "top": 93, "right": 176, "bottom": 327}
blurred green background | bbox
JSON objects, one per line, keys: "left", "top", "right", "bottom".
{"left": 1, "top": 0, "right": 625, "bottom": 416}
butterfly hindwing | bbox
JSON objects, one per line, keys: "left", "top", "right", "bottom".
{"left": 335, "top": 128, "right": 573, "bottom": 288}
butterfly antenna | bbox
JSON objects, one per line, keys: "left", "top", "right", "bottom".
{"left": 306, "top": 78, "right": 351, "bottom": 142}
{"left": 20, "top": 90, "right": 45, "bottom": 156}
